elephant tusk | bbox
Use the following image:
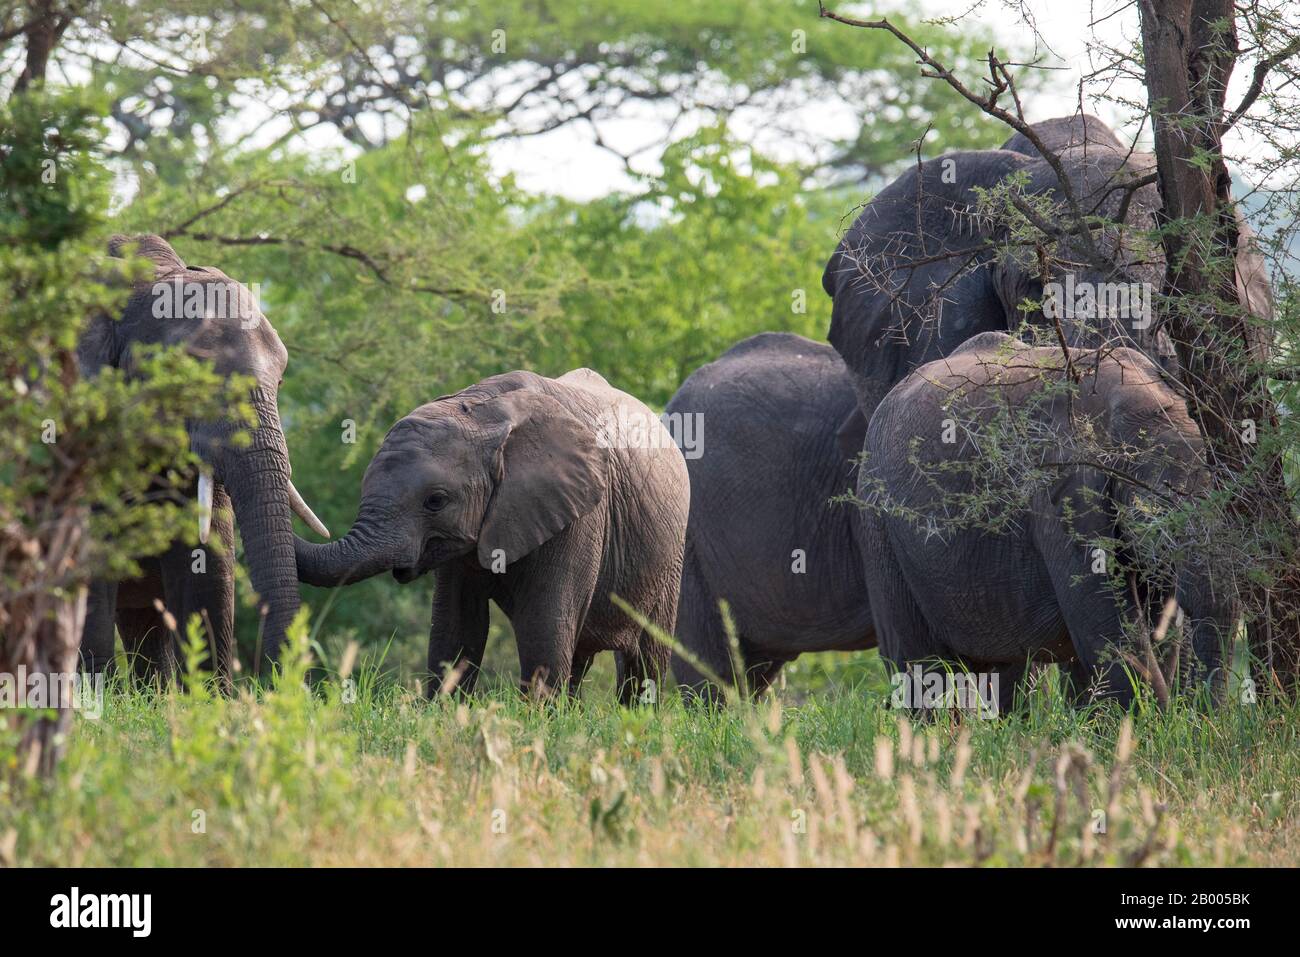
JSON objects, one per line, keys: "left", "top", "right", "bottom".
{"left": 289, "top": 480, "right": 330, "bottom": 538}
{"left": 197, "top": 470, "right": 213, "bottom": 545}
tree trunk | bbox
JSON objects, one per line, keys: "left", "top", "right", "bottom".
{"left": 0, "top": 510, "right": 90, "bottom": 777}
{"left": 1140, "top": 0, "right": 1300, "bottom": 689}
{"left": 13, "top": 2, "right": 70, "bottom": 94}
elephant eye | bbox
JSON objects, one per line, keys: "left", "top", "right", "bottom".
{"left": 424, "top": 491, "right": 449, "bottom": 513}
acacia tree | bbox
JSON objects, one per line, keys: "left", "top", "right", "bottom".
{"left": 1137, "top": 0, "right": 1299, "bottom": 684}
{"left": 822, "top": 1, "right": 1300, "bottom": 691}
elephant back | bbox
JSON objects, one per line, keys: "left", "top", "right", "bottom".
{"left": 999, "top": 113, "right": 1124, "bottom": 157}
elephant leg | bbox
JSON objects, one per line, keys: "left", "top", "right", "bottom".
{"left": 569, "top": 652, "right": 597, "bottom": 698}
{"left": 1060, "top": 659, "right": 1103, "bottom": 707}
{"left": 670, "top": 545, "right": 734, "bottom": 701}
{"left": 80, "top": 579, "right": 119, "bottom": 675}
{"left": 745, "top": 656, "right": 788, "bottom": 697}
{"left": 506, "top": 542, "right": 598, "bottom": 700}
{"left": 860, "top": 514, "right": 950, "bottom": 682}
{"left": 512, "top": 583, "right": 583, "bottom": 700}
{"left": 617, "top": 578, "right": 677, "bottom": 706}
{"left": 1032, "top": 475, "right": 1143, "bottom": 706}
{"left": 160, "top": 484, "right": 236, "bottom": 690}
{"left": 617, "top": 644, "right": 669, "bottom": 707}
{"left": 1039, "top": 547, "right": 1138, "bottom": 707}
{"left": 614, "top": 653, "right": 634, "bottom": 705}
{"left": 1065, "top": 628, "right": 1136, "bottom": 706}
{"left": 117, "top": 608, "right": 179, "bottom": 690}
{"left": 515, "top": 619, "right": 576, "bottom": 700}
{"left": 985, "top": 662, "right": 1027, "bottom": 717}
{"left": 426, "top": 561, "right": 491, "bottom": 698}
{"left": 862, "top": 522, "right": 994, "bottom": 717}
{"left": 614, "top": 651, "right": 664, "bottom": 705}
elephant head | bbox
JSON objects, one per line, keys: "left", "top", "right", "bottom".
{"left": 823, "top": 114, "right": 1271, "bottom": 425}
{"left": 79, "top": 234, "right": 326, "bottom": 664}
{"left": 295, "top": 372, "right": 604, "bottom": 587}
{"left": 997, "top": 115, "right": 1273, "bottom": 367}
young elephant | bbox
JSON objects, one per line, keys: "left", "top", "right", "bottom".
{"left": 295, "top": 369, "right": 689, "bottom": 701}
{"left": 861, "top": 332, "right": 1235, "bottom": 712}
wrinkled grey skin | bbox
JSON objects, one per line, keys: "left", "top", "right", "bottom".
{"left": 822, "top": 115, "right": 1269, "bottom": 706}
{"left": 862, "top": 332, "right": 1236, "bottom": 710}
{"left": 77, "top": 235, "right": 310, "bottom": 685}
{"left": 295, "top": 368, "right": 689, "bottom": 701}
{"left": 667, "top": 334, "right": 874, "bottom": 698}
{"left": 824, "top": 113, "right": 1274, "bottom": 425}
{"left": 999, "top": 115, "right": 1274, "bottom": 365}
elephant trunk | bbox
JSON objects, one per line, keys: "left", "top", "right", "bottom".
{"left": 217, "top": 388, "right": 301, "bottom": 669}
{"left": 295, "top": 504, "right": 404, "bottom": 587}
{"left": 1177, "top": 560, "right": 1234, "bottom": 704}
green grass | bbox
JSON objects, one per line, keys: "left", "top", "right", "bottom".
{"left": 3, "top": 624, "right": 1299, "bottom": 867}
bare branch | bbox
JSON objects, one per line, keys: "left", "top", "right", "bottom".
{"left": 1225, "top": 34, "right": 1300, "bottom": 129}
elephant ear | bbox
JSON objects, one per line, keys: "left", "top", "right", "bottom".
{"left": 475, "top": 389, "right": 606, "bottom": 569}
{"left": 107, "top": 234, "right": 187, "bottom": 276}
{"left": 824, "top": 150, "right": 1029, "bottom": 416}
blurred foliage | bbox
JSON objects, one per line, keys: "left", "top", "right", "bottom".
{"left": 6, "top": 657, "right": 1300, "bottom": 864}
{"left": 7, "top": 1, "right": 1013, "bottom": 178}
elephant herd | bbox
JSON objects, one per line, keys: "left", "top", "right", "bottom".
{"left": 79, "top": 114, "right": 1272, "bottom": 712}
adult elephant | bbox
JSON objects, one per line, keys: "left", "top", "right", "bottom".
{"left": 666, "top": 333, "right": 874, "bottom": 698}
{"left": 861, "top": 332, "right": 1236, "bottom": 711}
{"left": 671, "top": 115, "right": 1186, "bottom": 700}
{"left": 998, "top": 115, "right": 1275, "bottom": 363}
{"left": 823, "top": 113, "right": 1273, "bottom": 424}
{"left": 78, "top": 235, "right": 327, "bottom": 685}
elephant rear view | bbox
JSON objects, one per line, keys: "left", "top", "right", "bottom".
{"left": 667, "top": 333, "right": 875, "bottom": 697}
{"left": 861, "top": 332, "right": 1236, "bottom": 711}
{"left": 823, "top": 114, "right": 1274, "bottom": 425}
{"left": 295, "top": 368, "right": 689, "bottom": 701}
